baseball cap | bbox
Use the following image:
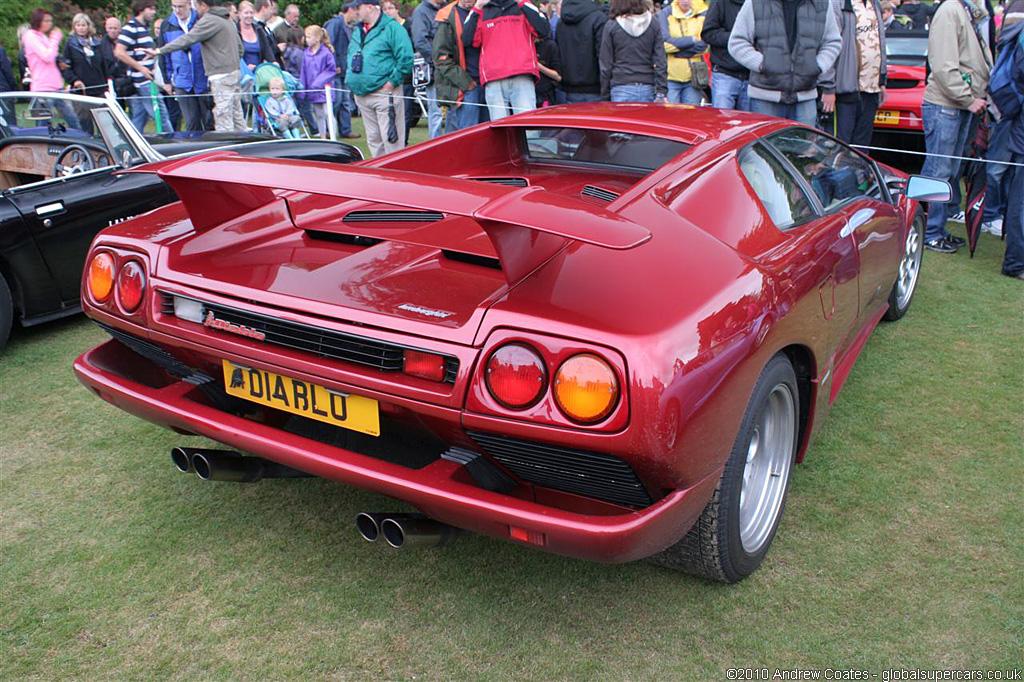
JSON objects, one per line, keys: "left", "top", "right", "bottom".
{"left": 354, "top": 0, "right": 379, "bottom": 5}
{"left": 343, "top": 1, "right": 359, "bottom": 9}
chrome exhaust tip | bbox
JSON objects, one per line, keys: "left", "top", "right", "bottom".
{"left": 355, "top": 513, "right": 425, "bottom": 543}
{"left": 192, "top": 449, "right": 264, "bottom": 482}
{"left": 356, "top": 512, "right": 387, "bottom": 542}
{"left": 170, "top": 447, "right": 194, "bottom": 474}
{"left": 380, "top": 516, "right": 461, "bottom": 549}
{"left": 185, "top": 449, "right": 312, "bottom": 482}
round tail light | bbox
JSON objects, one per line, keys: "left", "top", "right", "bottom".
{"left": 553, "top": 353, "right": 619, "bottom": 423}
{"left": 116, "top": 260, "right": 146, "bottom": 313}
{"left": 87, "top": 252, "right": 115, "bottom": 303}
{"left": 485, "top": 343, "right": 547, "bottom": 409}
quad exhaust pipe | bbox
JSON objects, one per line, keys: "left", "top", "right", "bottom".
{"left": 356, "top": 512, "right": 463, "bottom": 548}
{"left": 171, "top": 447, "right": 312, "bottom": 482}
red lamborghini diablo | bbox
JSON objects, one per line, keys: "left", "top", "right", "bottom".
{"left": 73, "top": 104, "right": 948, "bottom": 582}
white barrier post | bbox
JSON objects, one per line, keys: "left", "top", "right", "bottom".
{"left": 325, "top": 84, "right": 338, "bottom": 140}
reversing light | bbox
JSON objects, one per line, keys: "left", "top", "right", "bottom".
{"left": 553, "top": 353, "right": 619, "bottom": 423}
{"left": 116, "top": 260, "right": 146, "bottom": 313}
{"left": 172, "top": 295, "right": 204, "bottom": 323}
{"left": 403, "top": 349, "right": 447, "bottom": 382}
{"left": 87, "top": 252, "right": 114, "bottom": 302}
{"left": 485, "top": 343, "right": 547, "bottom": 409}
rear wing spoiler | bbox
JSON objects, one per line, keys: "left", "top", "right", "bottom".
{"left": 131, "top": 152, "right": 651, "bottom": 281}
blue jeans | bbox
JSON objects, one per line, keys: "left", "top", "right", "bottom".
{"left": 610, "top": 83, "right": 655, "bottom": 103}
{"left": 920, "top": 101, "right": 974, "bottom": 242}
{"left": 484, "top": 75, "right": 536, "bottom": 120}
{"left": 425, "top": 84, "right": 444, "bottom": 139}
{"left": 983, "top": 118, "right": 1011, "bottom": 222}
{"left": 446, "top": 85, "right": 487, "bottom": 134}
{"left": 565, "top": 91, "right": 602, "bottom": 103}
{"left": 130, "top": 84, "right": 172, "bottom": 133}
{"left": 1003, "top": 152, "right": 1024, "bottom": 276}
{"left": 711, "top": 70, "right": 749, "bottom": 111}
{"left": 748, "top": 97, "right": 816, "bottom": 126}
{"left": 332, "top": 75, "right": 352, "bottom": 136}
{"left": 667, "top": 80, "right": 702, "bottom": 105}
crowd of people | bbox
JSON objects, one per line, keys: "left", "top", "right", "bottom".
{"left": 0, "top": 0, "right": 1021, "bottom": 278}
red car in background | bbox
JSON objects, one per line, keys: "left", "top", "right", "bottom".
{"left": 73, "top": 104, "right": 949, "bottom": 582}
{"left": 873, "top": 31, "right": 929, "bottom": 159}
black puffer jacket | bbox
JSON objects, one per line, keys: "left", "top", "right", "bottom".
{"left": 701, "top": 0, "right": 747, "bottom": 79}
{"left": 556, "top": 0, "right": 608, "bottom": 94}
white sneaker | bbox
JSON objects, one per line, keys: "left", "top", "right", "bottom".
{"left": 949, "top": 210, "right": 966, "bottom": 223}
{"left": 981, "top": 218, "right": 1003, "bottom": 236}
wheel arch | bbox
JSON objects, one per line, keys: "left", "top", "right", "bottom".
{"left": 778, "top": 343, "right": 816, "bottom": 463}
{"left": 0, "top": 256, "right": 23, "bottom": 316}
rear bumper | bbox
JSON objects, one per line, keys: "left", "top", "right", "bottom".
{"left": 74, "top": 339, "right": 720, "bottom": 563}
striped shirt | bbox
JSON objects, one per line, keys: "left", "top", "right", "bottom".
{"left": 118, "top": 18, "right": 156, "bottom": 89}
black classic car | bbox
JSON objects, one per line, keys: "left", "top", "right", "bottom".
{"left": 0, "top": 91, "right": 361, "bottom": 349}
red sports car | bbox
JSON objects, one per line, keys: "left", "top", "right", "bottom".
{"left": 872, "top": 31, "right": 929, "bottom": 156}
{"left": 73, "top": 104, "right": 948, "bottom": 582}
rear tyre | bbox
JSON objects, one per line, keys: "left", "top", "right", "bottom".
{"left": 883, "top": 210, "right": 924, "bottom": 321}
{"left": 649, "top": 354, "right": 799, "bottom": 582}
{"left": 0, "top": 273, "right": 12, "bottom": 351}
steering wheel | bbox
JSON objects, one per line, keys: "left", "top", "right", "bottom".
{"left": 54, "top": 144, "right": 96, "bottom": 178}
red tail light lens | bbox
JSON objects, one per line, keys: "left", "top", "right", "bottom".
{"left": 116, "top": 260, "right": 146, "bottom": 313}
{"left": 485, "top": 343, "right": 547, "bottom": 409}
{"left": 403, "top": 349, "right": 447, "bottom": 382}
{"left": 87, "top": 252, "right": 115, "bottom": 303}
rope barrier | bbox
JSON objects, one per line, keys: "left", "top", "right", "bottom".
{"left": 52, "top": 82, "right": 1021, "bottom": 168}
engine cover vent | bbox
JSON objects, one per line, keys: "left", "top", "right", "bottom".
{"left": 581, "top": 185, "right": 620, "bottom": 202}
{"left": 343, "top": 210, "right": 444, "bottom": 223}
{"left": 472, "top": 177, "right": 529, "bottom": 187}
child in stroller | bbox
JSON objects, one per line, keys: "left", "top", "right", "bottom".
{"left": 264, "top": 76, "right": 303, "bottom": 138}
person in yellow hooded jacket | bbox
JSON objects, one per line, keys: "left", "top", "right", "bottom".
{"left": 657, "top": 0, "right": 708, "bottom": 104}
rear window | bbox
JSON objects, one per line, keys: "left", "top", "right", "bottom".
{"left": 522, "top": 128, "right": 690, "bottom": 173}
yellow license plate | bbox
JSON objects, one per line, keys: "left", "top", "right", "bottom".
{"left": 222, "top": 360, "right": 380, "bottom": 437}
{"left": 874, "top": 109, "right": 900, "bottom": 125}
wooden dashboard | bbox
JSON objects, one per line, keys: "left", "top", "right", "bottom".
{"left": 0, "top": 141, "right": 112, "bottom": 188}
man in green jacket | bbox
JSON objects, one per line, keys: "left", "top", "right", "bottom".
{"left": 347, "top": 0, "right": 414, "bottom": 156}
{"left": 152, "top": 0, "right": 246, "bottom": 132}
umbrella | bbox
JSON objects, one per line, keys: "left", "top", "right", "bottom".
{"left": 963, "top": 115, "right": 990, "bottom": 257}
{"left": 387, "top": 94, "right": 399, "bottom": 145}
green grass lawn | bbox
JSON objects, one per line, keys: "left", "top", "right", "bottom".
{"left": 1, "top": 221, "right": 1021, "bottom": 679}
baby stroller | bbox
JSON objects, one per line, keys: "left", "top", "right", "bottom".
{"left": 250, "top": 62, "right": 309, "bottom": 138}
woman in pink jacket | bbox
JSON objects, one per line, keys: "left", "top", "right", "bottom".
{"left": 21, "top": 8, "right": 81, "bottom": 129}
{"left": 22, "top": 9, "right": 63, "bottom": 92}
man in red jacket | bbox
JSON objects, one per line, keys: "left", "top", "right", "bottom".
{"left": 462, "top": 0, "right": 550, "bottom": 119}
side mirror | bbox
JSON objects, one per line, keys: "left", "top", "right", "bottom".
{"left": 904, "top": 175, "right": 952, "bottom": 203}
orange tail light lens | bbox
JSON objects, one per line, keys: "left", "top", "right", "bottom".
{"left": 485, "top": 343, "right": 547, "bottom": 409}
{"left": 116, "top": 260, "right": 146, "bottom": 313}
{"left": 553, "top": 353, "right": 619, "bottom": 423}
{"left": 87, "top": 252, "right": 115, "bottom": 303}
